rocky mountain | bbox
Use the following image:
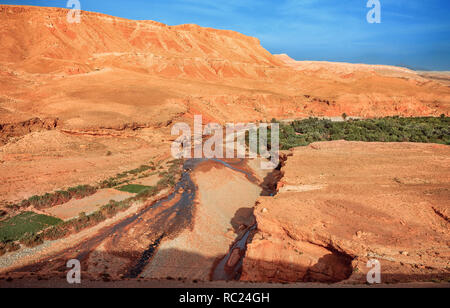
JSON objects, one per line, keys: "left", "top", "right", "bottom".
{"left": 1, "top": 5, "right": 449, "bottom": 132}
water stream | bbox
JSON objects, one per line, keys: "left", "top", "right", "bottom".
{"left": 124, "top": 158, "right": 259, "bottom": 279}
{"left": 211, "top": 225, "right": 257, "bottom": 281}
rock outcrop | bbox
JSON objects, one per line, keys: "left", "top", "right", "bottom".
{"left": 242, "top": 141, "right": 450, "bottom": 283}
{"left": 0, "top": 117, "right": 58, "bottom": 145}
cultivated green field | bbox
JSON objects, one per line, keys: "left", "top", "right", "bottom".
{"left": 0, "top": 212, "right": 62, "bottom": 243}
{"left": 117, "top": 184, "right": 153, "bottom": 194}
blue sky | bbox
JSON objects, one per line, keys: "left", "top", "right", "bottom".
{"left": 3, "top": 0, "right": 450, "bottom": 70}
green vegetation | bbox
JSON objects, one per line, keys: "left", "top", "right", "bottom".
{"left": 19, "top": 232, "right": 44, "bottom": 248}
{"left": 42, "top": 159, "right": 183, "bottom": 244}
{"left": 134, "top": 186, "right": 159, "bottom": 200}
{"left": 272, "top": 117, "right": 449, "bottom": 150}
{"left": 0, "top": 212, "right": 62, "bottom": 243}
{"left": 7, "top": 185, "right": 97, "bottom": 211}
{"left": 117, "top": 184, "right": 152, "bottom": 194}
{"left": 0, "top": 159, "right": 185, "bottom": 250}
{"left": 99, "top": 164, "right": 156, "bottom": 189}
{"left": 156, "top": 159, "right": 183, "bottom": 189}
{"left": 0, "top": 241, "right": 20, "bottom": 256}
{"left": 129, "top": 164, "right": 155, "bottom": 174}
{"left": 157, "top": 172, "right": 177, "bottom": 188}
{"left": 41, "top": 184, "right": 168, "bottom": 244}
{"left": 7, "top": 162, "right": 162, "bottom": 210}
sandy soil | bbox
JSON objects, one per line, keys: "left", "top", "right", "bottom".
{"left": 0, "top": 129, "right": 172, "bottom": 205}
{"left": 43, "top": 188, "right": 135, "bottom": 221}
{"left": 132, "top": 173, "right": 161, "bottom": 187}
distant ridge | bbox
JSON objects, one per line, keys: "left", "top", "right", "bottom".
{"left": 0, "top": 4, "right": 449, "bottom": 130}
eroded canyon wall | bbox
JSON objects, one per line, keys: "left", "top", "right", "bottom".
{"left": 241, "top": 141, "right": 450, "bottom": 283}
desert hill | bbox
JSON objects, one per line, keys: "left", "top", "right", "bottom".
{"left": 275, "top": 53, "right": 423, "bottom": 79}
{"left": 0, "top": 4, "right": 449, "bottom": 133}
